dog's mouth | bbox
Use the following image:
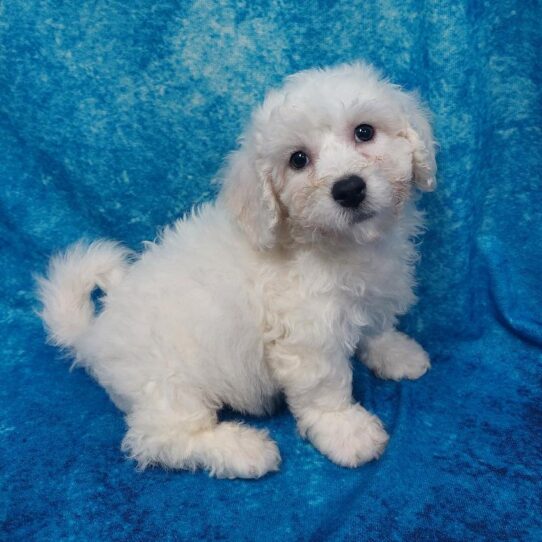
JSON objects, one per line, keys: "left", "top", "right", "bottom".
{"left": 351, "top": 208, "right": 377, "bottom": 223}
{"left": 337, "top": 202, "right": 377, "bottom": 224}
{"left": 332, "top": 189, "right": 378, "bottom": 225}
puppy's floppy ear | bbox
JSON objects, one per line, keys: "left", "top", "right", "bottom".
{"left": 220, "top": 141, "right": 281, "bottom": 250}
{"left": 397, "top": 90, "right": 437, "bottom": 192}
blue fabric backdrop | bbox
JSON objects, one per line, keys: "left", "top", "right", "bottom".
{"left": 1, "top": 1, "right": 541, "bottom": 540}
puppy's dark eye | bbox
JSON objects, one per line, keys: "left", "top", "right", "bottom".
{"left": 354, "top": 124, "right": 375, "bottom": 142}
{"left": 289, "top": 151, "right": 309, "bottom": 170}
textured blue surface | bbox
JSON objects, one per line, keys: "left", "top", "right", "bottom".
{"left": 1, "top": 1, "right": 541, "bottom": 540}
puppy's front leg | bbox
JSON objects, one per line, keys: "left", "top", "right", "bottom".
{"left": 268, "top": 345, "right": 388, "bottom": 467}
{"left": 359, "top": 329, "right": 431, "bottom": 381}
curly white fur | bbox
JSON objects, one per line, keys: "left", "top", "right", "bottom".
{"left": 38, "top": 62, "right": 436, "bottom": 478}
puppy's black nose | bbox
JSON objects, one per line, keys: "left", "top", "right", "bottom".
{"left": 331, "top": 175, "right": 366, "bottom": 208}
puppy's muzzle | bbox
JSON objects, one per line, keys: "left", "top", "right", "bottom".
{"left": 331, "top": 175, "right": 366, "bottom": 209}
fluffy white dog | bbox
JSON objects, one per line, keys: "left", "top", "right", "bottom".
{"left": 38, "top": 63, "right": 436, "bottom": 478}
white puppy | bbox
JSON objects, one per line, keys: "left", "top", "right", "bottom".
{"left": 38, "top": 63, "right": 436, "bottom": 478}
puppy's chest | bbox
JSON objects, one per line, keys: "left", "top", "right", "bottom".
{"left": 261, "top": 244, "right": 413, "bottom": 339}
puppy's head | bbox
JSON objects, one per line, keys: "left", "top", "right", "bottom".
{"left": 220, "top": 63, "right": 436, "bottom": 249}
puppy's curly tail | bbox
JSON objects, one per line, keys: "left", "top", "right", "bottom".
{"left": 37, "top": 241, "right": 131, "bottom": 349}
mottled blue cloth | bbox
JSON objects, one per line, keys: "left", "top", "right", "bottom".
{"left": 1, "top": 1, "right": 541, "bottom": 540}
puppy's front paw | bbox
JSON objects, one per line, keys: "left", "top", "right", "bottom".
{"left": 304, "top": 405, "right": 389, "bottom": 468}
{"left": 362, "top": 330, "right": 430, "bottom": 381}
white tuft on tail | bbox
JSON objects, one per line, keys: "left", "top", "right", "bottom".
{"left": 37, "top": 241, "right": 131, "bottom": 349}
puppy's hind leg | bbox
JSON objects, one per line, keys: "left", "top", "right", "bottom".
{"left": 121, "top": 392, "right": 281, "bottom": 479}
